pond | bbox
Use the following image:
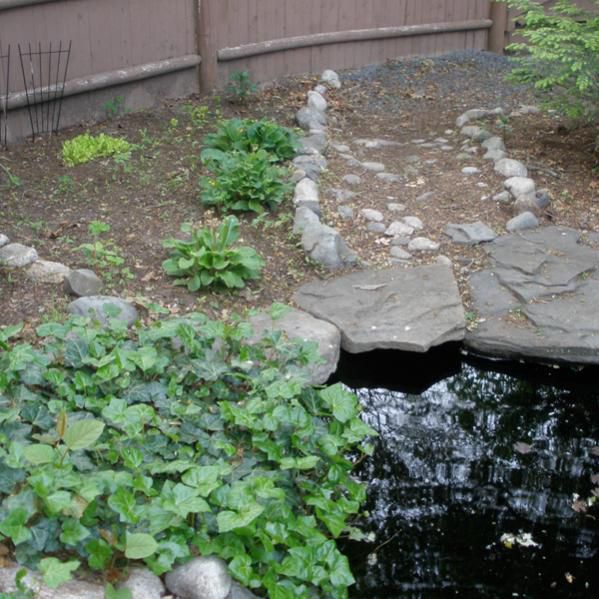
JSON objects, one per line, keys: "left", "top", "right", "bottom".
{"left": 335, "top": 346, "right": 599, "bottom": 598}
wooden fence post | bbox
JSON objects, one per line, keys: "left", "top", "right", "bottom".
{"left": 489, "top": 1, "right": 509, "bottom": 54}
{"left": 197, "top": 0, "right": 218, "bottom": 91}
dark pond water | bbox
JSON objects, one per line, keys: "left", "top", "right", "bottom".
{"left": 334, "top": 346, "right": 599, "bottom": 598}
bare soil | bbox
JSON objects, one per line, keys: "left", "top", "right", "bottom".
{"left": 2, "top": 51, "right": 598, "bottom": 332}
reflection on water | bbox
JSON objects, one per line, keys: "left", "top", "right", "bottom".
{"left": 336, "top": 351, "right": 599, "bottom": 598}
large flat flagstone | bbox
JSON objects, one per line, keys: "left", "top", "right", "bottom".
{"left": 466, "top": 226, "right": 599, "bottom": 364}
{"left": 293, "top": 265, "right": 465, "bottom": 353}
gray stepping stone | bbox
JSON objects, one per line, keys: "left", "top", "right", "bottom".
{"left": 444, "top": 222, "right": 497, "bottom": 245}
{"left": 0, "top": 243, "right": 38, "bottom": 268}
{"left": 294, "top": 264, "right": 465, "bottom": 353}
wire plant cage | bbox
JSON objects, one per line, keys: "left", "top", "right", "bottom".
{"left": 0, "top": 42, "right": 9, "bottom": 149}
{"left": 18, "top": 41, "right": 71, "bottom": 140}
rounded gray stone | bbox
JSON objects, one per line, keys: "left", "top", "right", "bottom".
{"left": 390, "top": 247, "right": 412, "bottom": 260}
{"left": 0, "top": 234, "right": 8, "bottom": 247}
{"left": 495, "top": 158, "right": 528, "bottom": 178}
{"left": 296, "top": 106, "right": 327, "bottom": 131}
{"left": 376, "top": 172, "right": 403, "bottom": 183}
{"left": 249, "top": 307, "right": 341, "bottom": 385}
{"left": 481, "top": 136, "right": 506, "bottom": 152}
{"left": 119, "top": 568, "right": 165, "bottom": 599}
{"left": 361, "top": 161, "right": 386, "bottom": 173}
{"left": 337, "top": 205, "right": 354, "bottom": 220}
{"left": 504, "top": 176, "right": 536, "bottom": 198}
{"left": 64, "top": 269, "right": 104, "bottom": 297}
{"left": 165, "top": 557, "right": 232, "bottom": 599}
{"left": 408, "top": 237, "right": 440, "bottom": 252}
{"left": 484, "top": 149, "right": 507, "bottom": 162}
{"left": 68, "top": 296, "right": 138, "bottom": 327}
{"left": 0, "top": 243, "right": 38, "bottom": 268}
{"left": 332, "top": 143, "right": 350, "bottom": 153}
{"left": 26, "top": 259, "right": 71, "bottom": 284}
{"left": 462, "top": 166, "right": 480, "bottom": 175}
{"left": 360, "top": 208, "right": 384, "bottom": 222}
{"left": 307, "top": 90, "right": 327, "bottom": 113}
{"left": 403, "top": 216, "right": 424, "bottom": 230}
{"left": 293, "top": 206, "right": 320, "bottom": 235}
{"left": 493, "top": 190, "right": 512, "bottom": 204}
{"left": 387, "top": 202, "right": 406, "bottom": 212}
{"left": 321, "top": 69, "right": 341, "bottom": 89}
{"left": 343, "top": 174, "right": 362, "bottom": 186}
{"left": 506, "top": 211, "right": 539, "bottom": 232}
{"left": 386, "top": 221, "right": 414, "bottom": 237}
{"left": 367, "top": 222, "right": 386, "bottom": 234}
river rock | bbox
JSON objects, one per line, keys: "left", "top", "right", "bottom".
{"left": 0, "top": 243, "right": 38, "bottom": 268}
{"left": 360, "top": 208, "right": 384, "bottom": 222}
{"left": 307, "top": 90, "right": 327, "bottom": 113}
{"left": 119, "top": 568, "right": 165, "bottom": 599}
{"left": 484, "top": 149, "right": 507, "bottom": 162}
{"left": 495, "top": 158, "right": 528, "bottom": 178}
{"left": 343, "top": 174, "right": 361, "bottom": 186}
{"left": 296, "top": 106, "right": 327, "bottom": 131}
{"left": 376, "top": 172, "right": 403, "bottom": 183}
{"left": 390, "top": 247, "right": 412, "bottom": 261}
{"left": 462, "top": 167, "right": 480, "bottom": 175}
{"left": 456, "top": 108, "right": 489, "bottom": 128}
{"left": 228, "top": 582, "right": 260, "bottom": 599}
{"left": 332, "top": 143, "right": 350, "bottom": 153}
{"left": 506, "top": 211, "right": 539, "bottom": 232}
{"left": 64, "top": 269, "right": 104, "bottom": 296}
{"left": 297, "top": 132, "right": 328, "bottom": 155}
{"left": 403, "top": 216, "right": 423, "bottom": 230}
{"left": 387, "top": 202, "right": 406, "bottom": 212}
{"left": 444, "top": 222, "right": 497, "bottom": 245}
{"left": 367, "top": 223, "right": 386, "bottom": 234}
{"left": 68, "top": 296, "right": 138, "bottom": 327}
{"left": 513, "top": 194, "right": 541, "bottom": 216}
{"left": 361, "top": 161, "right": 386, "bottom": 172}
{"left": 26, "top": 259, "right": 71, "bottom": 283}
{"left": 535, "top": 189, "right": 551, "bottom": 210}
{"left": 293, "top": 205, "right": 320, "bottom": 234}
{"left": 338, "top": 205, "right": 354, "bottom": 220}
{"left": 294, "top": 265, "right": 465, "bottom": 353}
{"left": 329, "top": 188, "right": 357, "bottom": 203}
{"left": 293, "top": 177, "right": 320, "bottom": 213}
{"left": 321, "top": 69, "right": 341, "bottom": 89}
{"left": 466, "top": 227, "right": 599, "bottom": 365}
{"left": 408, "top": 237, "right": 440, "bottom": 252}
{"left": 504, "top": 176, "right": 536, "bottom": 197}
{"left": 165, "top": 557, "right": 232, "bottom": 599}
{"left": 302, "top": 222, "right": 356, "bottom": 270}
{"left": 493, "top": 191, "right": 512, "bottom": 204}
{"left": 249, "top": 307, "right": 341, "bottom": 385}
{"left": 0, "top": 234, "right": 8, "bottom": 247}
{"left": 460, "top": 126, "right": 491, "bottom": 142}
{"left": 0, "top": 566, "right": 103, "bottom": 599}
{"left": 386, "top": 221, "right": 414, "bottom": 237}
{"left": 292, "top": 154, "right": 327, "bottom": 180}
{"left": 355, "top": 138, "right": 402, "bottom": 149}
{"left": 482, "top": 136, "right": 506, "bottom": 152}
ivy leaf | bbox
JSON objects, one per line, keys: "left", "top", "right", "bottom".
{"left": 0, "top": 508, "right": 32, "bottom": 545}
{"left": 23, "top": 444, "right": 56, "bottom": 465}
{"left": 39, "top": 557, "right": 80, "bottom": 588}
{"left": 125, "top": 532, "right": 158, "bottom": 559}
{"left": 63, "top": 419, "right": 105, "bottom": 451}
{"left": 85, "top": 538, "right": 113, "bottom": 570}
{"left": 319, "top": 384, "right": 357, "bottom": 423}
{"left": 217, "top": 503, "right": 264, "bottom": 533}
{"left": 59, "top": 519, "right": 91, "bottom": 546}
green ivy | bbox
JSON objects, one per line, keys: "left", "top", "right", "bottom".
{"left": 162, "top": 216, "right": 264, "bottom": 291}
{"left": 0, "top": 312, "right": 374, "bottom": 597}
{"left": 200, "top": 149, "right": 292, "bottom": 213}
{"left": 505, "top": 0, "right": 599, "bottom": 122}
{"left": 62, "top": 133, "right": 134, "bottom": 167}
{"left": 203, "top": 119, "right": 299, "bottom": 163}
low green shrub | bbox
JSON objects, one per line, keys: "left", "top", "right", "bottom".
{"left": 505, "top": 0, "right": 599, "bottom": 123}
{"left": 200, "top": 149, "right": 292, "bottom": 213}
{"left": 225, "top": 71, "right": 257, "bottom": 103}
{"left": 162, "top": 216, "right": 264, "bottom": 291}
{"left": 62, "top": 133, "right": 134, "bottom": 167}
{"left": 0, "top": 313, "right": 374, "bottom": 597}
{"left": 203, "top": 119, "right": 299, "bottom": 163}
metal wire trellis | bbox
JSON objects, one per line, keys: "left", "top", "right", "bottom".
{"left": 18, "top": 41, "right": 71, "bottom": 140}
{"left": 0, "top": 43, "right": 9, "bottom": 149}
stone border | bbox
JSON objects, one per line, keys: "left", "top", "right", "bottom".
{"left": 456, "top": 105, "right": 550, "bottom": 232}
{"left": 290, "top": 70, "right": 358, "bottom": 270}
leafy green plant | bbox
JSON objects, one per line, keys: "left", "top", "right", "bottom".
{"left": 185, "top": 104, "right": 211, "bottom": 128}
{"left": 226, "top": 70, "right": 257, "bottom": 102}
{"left": 61, "top": 133, "right": 134, "bottom": 167}
{"left": 203, "top": 119, "right": 299, "bottom": 163}
{"left": 200, "top": 149, "right": 292, "bottom": 213}
{"left": 0, "top": 310, "right": 374, "bottom": 597}
{"left": 77, "top": 221, "right": 134, "bottom": 284}
{"left": 162, "top": 216, "right": 264, "bottom": 291}
{"left": 504, "top": 0, "right": 599, "bottom": 123}
{"left": 0, "top": 163, "right": 22, "bottom": 189}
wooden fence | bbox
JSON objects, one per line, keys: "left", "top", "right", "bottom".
{"left": 2, "top": 0, "right": 589, "bottom": 142}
